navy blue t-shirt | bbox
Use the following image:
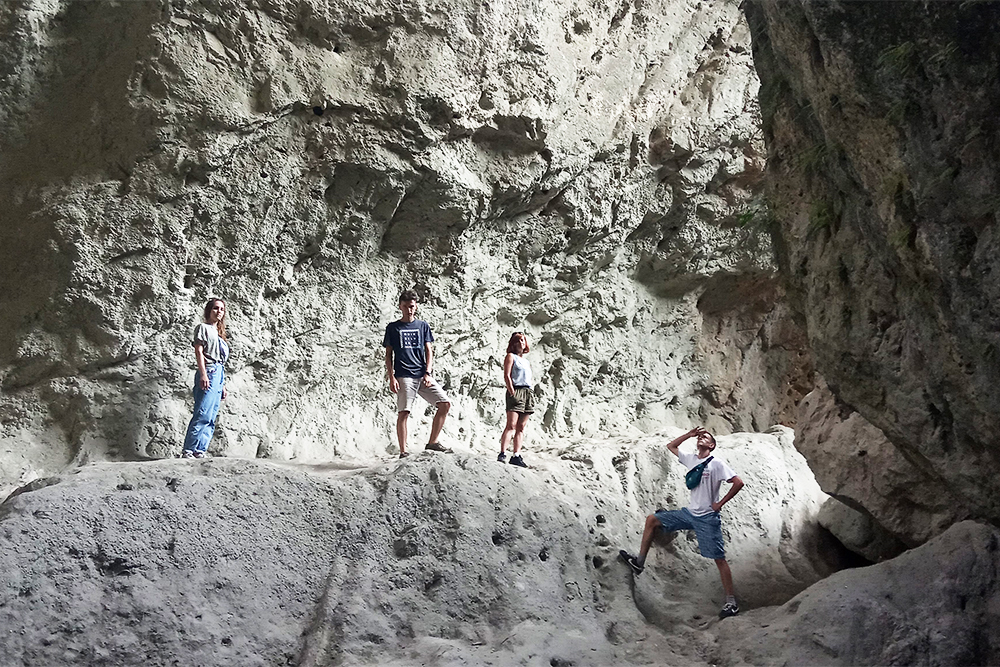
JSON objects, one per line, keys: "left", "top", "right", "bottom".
{"left": 383, "top": 319, "right": 434, "bottom": 378}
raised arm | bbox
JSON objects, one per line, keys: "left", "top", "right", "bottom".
{"left": 665, "top": 427, "right": 702, "bottom": 457}
{"left": 711, "top": 475, "right": 744, "bottom": 513}
{"left": 503, "top": 353, "right": 515, "bottom": 396}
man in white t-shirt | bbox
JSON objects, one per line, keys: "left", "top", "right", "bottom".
{"left": 619, "top": 426, "right": 745, "bottom": 619}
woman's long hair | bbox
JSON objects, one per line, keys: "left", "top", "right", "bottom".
{"left": 203, "top": 298, "right": 228, "bottom": 341}
{"left": 506, "top": 331, "right": 528, "bottom": 354}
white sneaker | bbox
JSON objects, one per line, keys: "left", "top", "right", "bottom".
{"left": 181, "top": 451, "right": 195, "bottom": 459}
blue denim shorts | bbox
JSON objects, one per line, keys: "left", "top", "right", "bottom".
{"left": 654, "top": 507, "right": 725, "bottom": 559}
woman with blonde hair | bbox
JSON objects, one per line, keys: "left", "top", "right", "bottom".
{"left": 181, "top": 298, "right": 229, "bottom": 458}
{"left": 499, "top": 331, "right": 534, "bottom": 468}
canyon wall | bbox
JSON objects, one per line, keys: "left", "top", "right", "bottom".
{"left": 745, "top": 0, "right": 1000, "bottom": 543}
{"left": 0, "top": 0, "right": 810, "bottom": 497}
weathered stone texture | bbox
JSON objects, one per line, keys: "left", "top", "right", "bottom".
{"left": 0, "top": 0, "right": 808, "bottom": 496}
{"left": 798, "top": 378, "right": 960, "bottom": 547}
{"left": 746, "top": 0, "right": 1000, "bottom": 536}
{"left": 0, "top": 430, "right": 828, "bottom": 666}
{"left": 714, "top": 521, "right": 1000, "bottom": 667}
{"left": 816, "top": 497, "right": 904, "bottom": 563}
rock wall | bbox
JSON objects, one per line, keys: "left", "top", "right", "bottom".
{"left": 0, "top": 0, "right": 810, "bottom": 496}
{"left": 0, "top": 429, "right": 830, "bottom": 666}
{"left": 745, "top": 0, "right": 1000, "bottom": 539}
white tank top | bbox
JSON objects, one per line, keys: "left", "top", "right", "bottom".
{"left": 509, "top": 354, "right": 533, "bottom": 387}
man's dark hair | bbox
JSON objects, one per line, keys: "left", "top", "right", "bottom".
{"left": 399, "top": 289, "right": 419, "bottom": 303}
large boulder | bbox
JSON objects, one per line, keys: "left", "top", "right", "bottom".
{"left": 714, "top": 521, "right": 1000, "bottom": 667}
{"left": 797, "top": 378, "right": 959, "bottom": 546}
{"left": 0, "top": 429, "right": 830, "bottom": 665}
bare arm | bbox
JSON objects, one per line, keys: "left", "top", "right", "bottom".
{"left": 711, "top": 475, "right": 745, "bottom": 513}
{"left": 422, "top": 342, "right": 434, "bottom": 387}
{"left": 384, "top": 346, "right": 398, "bottom": 393}
{"left": 665, "top": 427, "right": 702, "bottom": 457}
{"left": 194, "top": 343, "right": 209, "bottom": 390}
{"left": 503, "top": 353, "right": 515, "bottom": 395}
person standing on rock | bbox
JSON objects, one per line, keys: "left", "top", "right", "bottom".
{"left": 181, "top": 298, "right": 229, "bottom": 459}
{"left": 383, "top": 289, "right": 452, "bottom": 458}
{"left": 498, "top": 331, "right": 533, "bottom": 468}
{"left": 619, "top": 426, "right": 745, "bottom": 619}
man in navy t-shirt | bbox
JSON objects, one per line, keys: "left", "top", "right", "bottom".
{"left": 383, "top": 289, "right": 452, "bottom": 458}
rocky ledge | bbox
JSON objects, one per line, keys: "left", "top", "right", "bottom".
{"left": 1, "top": 429, "right": 829, "bottom": 666}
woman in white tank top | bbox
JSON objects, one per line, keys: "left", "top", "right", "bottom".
{"left": 499, "top": 332, "right": 534, "bottom": 467}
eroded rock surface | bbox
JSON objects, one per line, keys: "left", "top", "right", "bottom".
{"left": 714, "top": 521, "right": 1000, "bottom": 667}
{"left": 0, "top": 429, "right": 827, "bottom": 666}
{"left": 745, "top": 0, "right": 1000, "bottom": 533}
{"left": 0, "top": 0, "right": 811, "bottom": 498}
{"left": 816, "top": 497, "right": 903, "bottom": 563}
{"left": 797, "top": 378, "right": 959, "bottom": 547}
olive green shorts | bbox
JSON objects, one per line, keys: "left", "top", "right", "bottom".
{"left": 505, "top": 386, "right": 535, "bottom": 414}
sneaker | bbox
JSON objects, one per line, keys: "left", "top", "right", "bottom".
{"left": 181, "top": 450, "right": 195, "bottom": 459}
{"left": 618, "top": 550, "right": 644, "bottom": 575}
{"left": 509, "top": 455, "right": 527, "bottom": 468}
{"left": 497, "top": 452, "right": 507, "bottom": 463}
{"left": 192, "top": 452, "right": 208, "bottom": 459}
{"left": 425, "top": 442, "right": 452, "bottom": 453}
{"left": 399, "top": 451, "right": 411, "bottom": 459}
{"left": 719, "top": 601, "right": 739, "bottom": 619}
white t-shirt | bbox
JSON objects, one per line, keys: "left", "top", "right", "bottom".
{"left": 677, "top": 451, "right": 737, "bottom": 516}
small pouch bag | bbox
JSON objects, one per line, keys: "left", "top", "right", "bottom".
{"left": 684, "top": 456, "right": 713, "bottom": 489}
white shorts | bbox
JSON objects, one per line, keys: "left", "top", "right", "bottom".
{"left": 396, "top": 376, "right": 450, "bottom": 413}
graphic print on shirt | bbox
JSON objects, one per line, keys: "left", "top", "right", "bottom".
{"left": 400, "top": 329, "right": 420, "bottom": 349}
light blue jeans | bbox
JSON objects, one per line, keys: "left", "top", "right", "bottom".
{"left": 653, "top": 507, "right": 726, "bottom": 559}
{"left": 182, "top": 365, "right": 224, "bottom": 454}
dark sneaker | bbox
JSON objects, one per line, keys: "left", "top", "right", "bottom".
{"left": 425, "top": 442, "right": 452, "bottom": 453}
{"left": 509, "top": 455, "right": 527, "bottom": 468}
{"left": 192, "top": 451, "right": 208, "bottom": 459}
{"left": 719, "top": 601, "right": 739, "bottom": 619}
{"left": 497, "top": 452, "right": 507, "bottom": 462}
{"left": 399, "top": 451, "right": 411, "bottom": 459}
{"left": 618, "top": 550, "right": 644, "bottom": 575}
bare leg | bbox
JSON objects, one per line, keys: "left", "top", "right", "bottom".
{"left": 396, "top": 411, "right": 409, "bottom": 454}
{"left": 638, "top": 514, "right": 662, "bottom": 563}
{"left": 427, "top": 401, "right": 450, "bottom": 444}
{"left": 499, "top": 411, "right": 517, "bottom": 453}
{"left": 715, "top": 558, "right": 735, "bottom": 597}
{"left": 512, "top": 413, "right": 530, "bottom": 454}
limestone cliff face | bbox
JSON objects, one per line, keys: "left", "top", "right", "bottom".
{"left": 0, "top": 0, "right": 809, "bottom": 494}
{"left": 745, "top": 1, "right": 1000, "bottom": 539}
